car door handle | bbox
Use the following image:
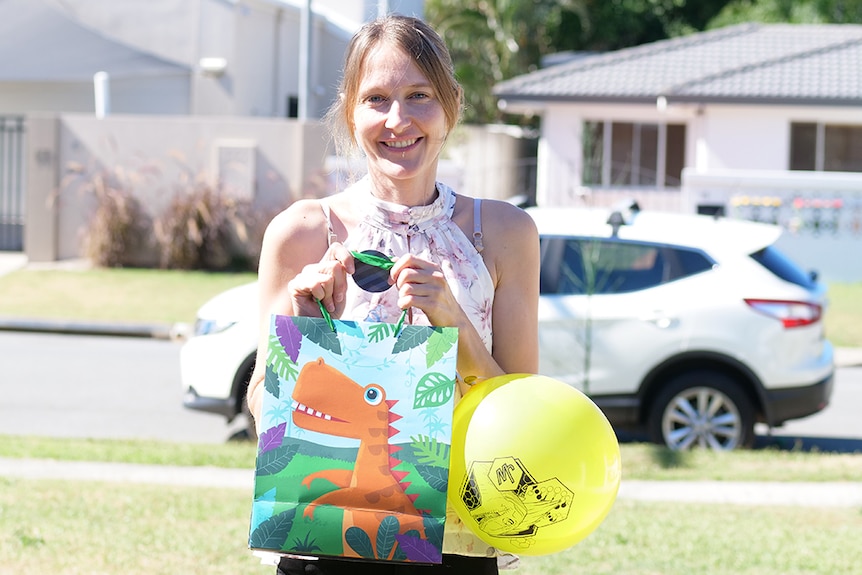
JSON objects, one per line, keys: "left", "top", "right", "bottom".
{"left": 640, "top": 312, "right": 678, "bottom": 329}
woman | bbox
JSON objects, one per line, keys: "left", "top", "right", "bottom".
{"left": 247, "top": 14, "right": 539, "bottom": 575}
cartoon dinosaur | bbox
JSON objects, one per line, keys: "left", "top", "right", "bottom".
{"left": 291, "top": 357, "right": 426, "bottom": 560}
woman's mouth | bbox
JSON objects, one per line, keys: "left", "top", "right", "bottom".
{"left": 382, "top": 138, "right": 419, "bottom": 151}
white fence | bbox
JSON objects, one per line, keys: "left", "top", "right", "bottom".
{"left": 683, "top": 168, "right": 862, "bottom": 282}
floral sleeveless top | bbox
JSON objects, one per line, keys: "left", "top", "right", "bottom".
{"left": 325, "top": 177, "right": 515, "bottom": 564}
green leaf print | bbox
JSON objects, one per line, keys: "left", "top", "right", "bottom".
{"left": 249, "top": 508, "right": 296, "bottom": 550}
{"left": 255, "top": 443, "right": 300, "bottom": 476}
{"left": 292, "top": 316, "right": 341, "bottom": 355}
{"left": 367, "top": 322, "right": 394, "bottom": 343}
{"left": 345, "top": 526, "right": 375, "bottom": 559}
{"left": 376, "top": 515, "right": 400, "bottom": 560}
{"left": 410, "top": 434, "right": 451, "bottom": 467}
{"left": 267, "top": 335, "right": 299, "bottom": 383}
{"left": 392, "top": 325, "right": 433, "bottom": 354}
{"left": 413, "top": 372, "right": 455, "bottom": 409}
{"left": 425, "top": 328, "right": 457, "bottom": 368}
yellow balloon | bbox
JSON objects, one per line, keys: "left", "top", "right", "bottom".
{"left": 448, "top": 374, "right": 621, "bottom": 556}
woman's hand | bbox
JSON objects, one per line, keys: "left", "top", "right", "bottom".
{"left": 389, "top": 254, "right": 467, "bottom": 328}
{"left": 287, "top": 242, "right": 355, "bottom": 319}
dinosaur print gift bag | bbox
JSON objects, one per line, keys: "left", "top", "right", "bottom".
{"left": 249, "top": 314, "right": 459, "bottom": 564}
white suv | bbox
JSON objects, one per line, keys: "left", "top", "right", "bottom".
{"left": 180, "top": 204, "right": 834, "bottom": 450}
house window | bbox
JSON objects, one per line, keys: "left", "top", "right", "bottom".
{"left": 582, "top": 121, "right": 686, "bottom": 188}
{"left": 790, "top": 122, "right": 862, "bottom": 172}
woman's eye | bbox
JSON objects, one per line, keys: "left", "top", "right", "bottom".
{"left": 366, "top": 95, "right": 385, "bottom": 104}
{"left": 411, "top": 92, "right": 429, "bottom": 100}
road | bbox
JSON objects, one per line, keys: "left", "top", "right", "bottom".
{"left": 0, "top": 332, "right": 248, "bottom": 443}
{"left": 0, "top": 331, "right": 859, "bottom": 448}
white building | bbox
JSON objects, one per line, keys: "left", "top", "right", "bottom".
{"left": 0, "top": 0, "right": 424, "bottom": 118}
{"left": 494, "top": 23, "right": 862, "bottom": 213}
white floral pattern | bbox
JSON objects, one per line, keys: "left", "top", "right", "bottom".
{"left": 339, "top": 176, "right": 494, "bottom": 354}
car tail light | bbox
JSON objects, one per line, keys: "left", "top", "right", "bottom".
{"left": 744, "top": 299, "right": 822, "bottom": 328}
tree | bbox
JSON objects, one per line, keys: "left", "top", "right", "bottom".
{"left": 427, "top": 0, "right": 588, "bottom": 124}
{"left": 708, "top": 0, "right": 862, "bottom": 26}
{"left": 426, "top": 0, "right": 733, "bottom": 124}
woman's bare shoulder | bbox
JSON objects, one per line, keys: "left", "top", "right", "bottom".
{"left": 481, "top": 198, "right": 538, "bottom": 241}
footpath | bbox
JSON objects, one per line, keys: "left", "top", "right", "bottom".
{"left": 2, "top": 456, "right": 861, "bottom": 508}
{"left": 1, "top": 251, "right": 861, "bottom": 508}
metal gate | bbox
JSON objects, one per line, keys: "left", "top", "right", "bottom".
{"left": 0, "top": 116, "right": 25, "bottom": 251}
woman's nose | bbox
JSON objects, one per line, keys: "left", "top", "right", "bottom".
{"left": 384, "top": 99, "right": 411, "bottom": 130}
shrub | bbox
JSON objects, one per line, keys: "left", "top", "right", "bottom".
{"left": 65, "top": 162, "right": 152, "bottom": 268}
{"left": 153, "top": 174, "right": 258, "bottom": 271}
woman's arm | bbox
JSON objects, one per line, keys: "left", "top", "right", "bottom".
{"left": 245, "top": 199, "right": 353, "bottom": 427}
{"left": 389, "top": 201, "right": 539, "bottom": 393}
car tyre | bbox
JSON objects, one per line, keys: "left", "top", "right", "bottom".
{"left": 647, "top": 371, "right": 755, "bottom": 451}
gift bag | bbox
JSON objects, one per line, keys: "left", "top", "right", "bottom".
{"left": 249, "top": 313, "right": 459, "bottom": 564}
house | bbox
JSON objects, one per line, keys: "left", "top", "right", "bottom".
{"left": 494, "top": 23, "right": 862, "bottom": 209}
{"left": 0, "top": 0, "right": 423, "bottom": 118}
{"left": 1, "top": 0, "right": 427, "bottom": 257}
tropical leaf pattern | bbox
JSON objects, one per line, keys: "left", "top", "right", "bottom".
{"left": 267, "top": 335, "right": 298, "bottom": 383}
{"left": 345, "top": 526, "right": 375, "bottom": 559}
{"left": 274, "top": 314, "right": 302, "bottom": 362}
{"left": 392, "top": 325, "right": 433, "bottom": 353}
{"left": 413, "top": 372, "right": 455, "bottom": 409}
{"left": 425, "top": 327, "right": 457, "bottom": 367}
{"left": 248, "top": 508, "right": 296, "bottom": 550}
{"left": 410, "top": 435, "right": 450, "bottom": 467}
{"left": 375, "top": 515, "right": 400, "bottom": 560}
{"left": 256, "top": 443, "right": 299, "bottom": 476}
{"left": 292, "top": 315, "right": 341, "bottom": 355}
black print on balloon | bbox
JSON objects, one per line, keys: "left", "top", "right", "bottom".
{"left": 458, "top": 457, "right": 573, "bottom": 539}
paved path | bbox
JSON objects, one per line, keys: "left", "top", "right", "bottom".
{"left": 3, "top": 457, "right": 861, "bottom": 508}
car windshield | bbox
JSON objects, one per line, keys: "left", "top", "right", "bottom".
{"left": 750, "top": 245, "right": 817, "bottom": 290}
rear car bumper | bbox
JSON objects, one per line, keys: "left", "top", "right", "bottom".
{"left": 762, "top": 372, "right": 835, "bottom": 426}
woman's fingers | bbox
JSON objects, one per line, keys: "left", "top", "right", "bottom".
{"left": 289, "top": 244, "right": 354, "bottom": 316}
{"left": 390, "top": 255, "right": 459, "bottom": 324}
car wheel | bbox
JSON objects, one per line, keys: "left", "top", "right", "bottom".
{"left": 230, "top": 361, "right": 258, "bottom": 442}
{"left": 241, "top": 395, "right": 258, "bottom": 442}
{"left": 647, "top": 371, "right": 755, "bottom": 451}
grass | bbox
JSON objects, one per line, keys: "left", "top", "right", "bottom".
{"left": 0, "top": 267, "right": 859, "bottom": 346}
{"left": 0, "top": 478, "right": 259, "bottom": 575}
{"left": 1, "top": 479, "right": 860, "bottom": 575}
{"left": 0, "top": 267, "right": 256, "bottom": 324}
{"left": 516, "top": 500, "right": 862, "bottom": 575}
{"left": 2, "top": 435, "right": 860, "bottom": 482}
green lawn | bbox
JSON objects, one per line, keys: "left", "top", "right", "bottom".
{"left": 1, "top": 475, "right": 860, "bottom": 575}
{"left": 0, "top": 267, "right": 256, "bottom": 324}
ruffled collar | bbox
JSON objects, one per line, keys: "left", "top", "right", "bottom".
{"left": 357, "top": 176, "right": 456, "bottom": 236}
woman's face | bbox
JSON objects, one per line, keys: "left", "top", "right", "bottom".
{"left": 352, "top": 41, "right": 448, "bottom": 191}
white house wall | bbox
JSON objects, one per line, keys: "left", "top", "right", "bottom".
{"left": 700, "top": 106, "right": 790, "bottom": 171}
{"left": 535, "top": 99, "right": 862, "bottom": 208}
{"left": 0, "top": 77, "right": 190, "bottom": 116}
{"left": 536, "top": 102, "right": 700, "bottom": 207}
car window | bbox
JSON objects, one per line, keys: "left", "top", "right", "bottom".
{"left": 540, "top": 237, "right": 714, "bottom": 295}
{"left": 750, "top": 245, "right": 817, "bottom": 289}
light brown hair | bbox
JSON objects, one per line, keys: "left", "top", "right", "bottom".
{"left": 326, "top": 14, "right": 462, "bottom": 156}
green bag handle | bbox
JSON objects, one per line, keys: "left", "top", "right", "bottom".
{"left": 315, "top": 250, "right": 407, "bottom": 334}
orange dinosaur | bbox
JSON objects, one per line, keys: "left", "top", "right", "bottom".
{"left": 291, "top": 357, "right": 426, "bottom": 560}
